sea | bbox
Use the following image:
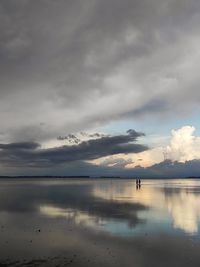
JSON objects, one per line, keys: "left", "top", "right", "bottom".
{"left": 0, "top": 178, "right": 200, "bottom": 266}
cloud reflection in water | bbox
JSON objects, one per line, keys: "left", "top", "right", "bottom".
{"left": 92, "top": 180, "right": 200, "bottom": 235}
{"left": 1, "top": 179, "right": 200, "bottom": 266}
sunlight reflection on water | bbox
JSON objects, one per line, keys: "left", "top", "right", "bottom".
{"left": 34, "top": 179, "right": 200, "bottom": 236}
{"left": 1, "top": 178, "right": 200, "bottom": 265}
{"left": 92, "top": 179, "right": 200, "bottom": 235}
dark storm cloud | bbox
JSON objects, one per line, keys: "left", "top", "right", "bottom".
{"left": 93, "top": 159, "right": 200, "bottom": 178}
{"left": 0, "top": 130, "right": 147, "bottom": 168}
{"left": 147, "top": 159, "right": 200, "bottom": 178}
{"left": 0, "top": 142, "right": 40, "bottom": 150}
{"left": 1, "top": 0, "right": 200, "bottom": 142}
{"left": 48, "top": 159, "right": 200, "bottom": 178}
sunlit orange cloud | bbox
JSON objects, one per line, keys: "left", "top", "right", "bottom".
{"left": 89, "top": 147, "right": 163, "bottom": 168}
{"left": 126, "top": 147, "right": 163, "bottom": 168}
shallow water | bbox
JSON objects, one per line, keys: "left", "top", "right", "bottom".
{"left": 0, "top": 178, "right": 200, "bottom": 266}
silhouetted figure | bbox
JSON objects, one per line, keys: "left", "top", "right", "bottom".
{"left": 136, "top": 178, "right": 141, "bottom": 190}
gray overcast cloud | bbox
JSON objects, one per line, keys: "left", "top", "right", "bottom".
{"left": 1, "top": 0, "right": 200, "bottom": 143}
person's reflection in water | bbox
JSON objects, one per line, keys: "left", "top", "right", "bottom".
{"left": 136, "top": 183, "right": 141, "bottom": 190}
{"left": 136, "top": 179, "right": 141, "bottom": 190}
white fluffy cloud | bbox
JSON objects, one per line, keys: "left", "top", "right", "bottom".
{"left": 131, "top": 125, "right": 200, "bottom": 166}
{"left": 166, "top": 126, "right": 200, "bottom": 162}
{"left": 138, "top": 126, "right": 200, "bottom": 165}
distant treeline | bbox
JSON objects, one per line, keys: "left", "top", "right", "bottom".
{"left": 0, "top": 175, "right": 91, "bottom": 178}
{"left": 0, "top": 176, "right": 198, "bottom": 179}
{"left": 187, "top": 176, "right": 200, "bottom": 178}
{"left": 0, "top": 175, "right": 127, "bottom": 179}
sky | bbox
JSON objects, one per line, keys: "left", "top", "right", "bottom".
{"left": 1, "top": 0, "right": 200, "bottom": 177}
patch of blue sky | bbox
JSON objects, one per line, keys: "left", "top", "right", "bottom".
{"left": 97, "top": 110, "right": 200, "bottom": 143}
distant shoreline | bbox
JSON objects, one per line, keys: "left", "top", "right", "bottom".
{"left": 0, "top": 176, "right": 199, "bottom": 179}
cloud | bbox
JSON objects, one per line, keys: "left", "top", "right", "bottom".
{"left": 0, "top": 142, "right": 40, "bottom": 150}
{"left": 165, "top": 126, "right": 200, "bottom": 162}
{"left": 76, "top": 158, "right": 200, "bottom": 178}
{"left": 1, "top": 1, "right": 200, "bottom": 142}
{"left": 1, "top": 126, "right": 200, "bottom": 177}
{"left": 98, "top": 157, "right": 134, "bottom": 168}
{"left": 0, "top": 129, "right": 147, "bottom": 169}
{"left": 57, "top": 132, "right": 106, "bottom": 144}
{"left": 57, "top": 134, "right": 81, "bottom": 144}
{"left": 134, "top": 159, "right": 200, "bottom": 178}
{"left": 118, "top": 125, "right": 200, "bottom": 168}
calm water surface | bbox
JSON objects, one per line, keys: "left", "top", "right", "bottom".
{"left": 0, "top": 178, "right": 200, "bottom": 266}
